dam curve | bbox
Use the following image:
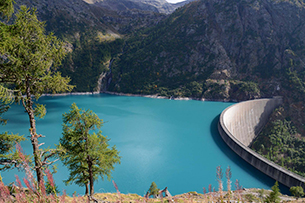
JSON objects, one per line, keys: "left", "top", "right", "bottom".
{"left": 218, "top": 97, "right": 305, "bottom": 189}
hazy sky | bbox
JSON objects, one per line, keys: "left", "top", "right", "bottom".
{"left": 166, "top": 0, "right": 186, "bottom": 3}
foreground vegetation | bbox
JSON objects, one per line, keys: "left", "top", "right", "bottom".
{"left": 0, "top": 174, "right": 302, "bottom": 203}
{"left": 0, "top": 158, "right": 303, "bottom": 203}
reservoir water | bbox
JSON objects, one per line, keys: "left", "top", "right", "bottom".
{"left": 1, "top": 94, "right": 282, "bottom": 195}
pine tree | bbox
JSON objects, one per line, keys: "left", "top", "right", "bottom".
{"left": 0, "top": 5, "right": 73, "bottom": 186}
{"left": 266, "top": 181, "right": 281, "bottom": 203}
{"left": 148, "top": 182, "right": 159, "bottom": 198}
{"left": 58, "top": 103, "right": 121, "bottom": 196}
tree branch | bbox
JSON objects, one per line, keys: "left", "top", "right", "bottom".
{"left": 42, "top": 159, "right": 58, "bottom": 167}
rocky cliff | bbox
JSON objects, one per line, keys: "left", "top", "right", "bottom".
{"left": 14, "top": 0, "right": 170, "bottom": 37}
{"left": 85, "top": 0, "right": 175, "bottom": 14}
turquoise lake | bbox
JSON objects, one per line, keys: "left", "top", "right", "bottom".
{"left": 1, "top": 94, "right": 284, "bottom": 195}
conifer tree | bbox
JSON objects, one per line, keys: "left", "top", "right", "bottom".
{"left": 58, "top": 103, "right": 121, "bottom": 196}
{"left": 148, "top": 182, "right": 159, "bottom": 198}
{"left": 0, "top": 4, "right": 73, "bottom": 186}
{"left": 266, "top": 181, "right": 281, "bottom": 203}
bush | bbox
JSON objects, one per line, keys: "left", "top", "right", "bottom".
{"left": 290, "top": 186, "right": 304, "bottom": 199}
{"left": 265, "top": 181, "right": 281, "bottom": 203}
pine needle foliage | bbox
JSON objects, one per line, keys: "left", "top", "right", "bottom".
{"left": 0, "top": 0, "right": 14, "bottom": 20}
{"left": 58, "top": 103, "right": 121, "bottom": 196}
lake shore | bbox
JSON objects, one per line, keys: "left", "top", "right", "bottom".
{"left": 42, "top": 91, "right": 234, "bottom": 102}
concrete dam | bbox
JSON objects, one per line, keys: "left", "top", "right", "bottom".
{"left": 218, "top": 97, "right": 305, "bottom": 189}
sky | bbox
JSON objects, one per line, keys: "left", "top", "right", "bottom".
{"left": 166, "top": 0, "right": 186, "bottom": 3}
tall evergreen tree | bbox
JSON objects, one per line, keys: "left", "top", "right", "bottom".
{"left": 58, "top": 103, "right": 121, "bottom": 196}
{"left": 0, "top": 5, "right": 73, "bottom": 186}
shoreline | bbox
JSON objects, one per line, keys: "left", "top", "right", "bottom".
{"left": 42, "top": 91, "right": 235, "bottom": 102}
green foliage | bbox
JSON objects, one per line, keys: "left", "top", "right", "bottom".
{"left": 0, "top": 4, "right": 73, "bottom": 185}
{"left": 0, "top": 0, "right": 14, "bottom": 19}
{"left": 45, "top": 180, "right": 60, "bottom": 195}
{"left": 148, "top": 182, "right": 159, "bottom": 197}
{"left": 33, "top": 104, "right": 46, "bottom": 119}
{"left": 244, "top": 193, "right": 258, "bottom": 202}
{"left": 0, "top": 132, "right": 25, "bottom": 171}
{"left": 0, "top": 85, "right": 14, "bottom": 104}
{"left": 258, "top": 188, "right": 265, "bottom": 201}
{"left": 252, "top": 107, "right": 305, "bottom": 177}
{"left": 0, "top": 102, "right": 9, "bottom": 125}
{"left": 285, "top": 67, "right": 305, "bottom": 102}
{"left": 0, "top": 6, "right": 74, "bottom": 99}
{"left": 58, "top": 103, "right": 121, "bottom": 195}
{"left": 290, "top": 186, "right": 304, "bottom": 199}
{"left": 265, "top": 181, "right": 281, "bottom": 203}
{"left": 0, "top": 100, "right": 25, "bottom": 171}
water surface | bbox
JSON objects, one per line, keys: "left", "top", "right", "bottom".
{"left": 1, "top": 94, "right": 280, "bottom": 195}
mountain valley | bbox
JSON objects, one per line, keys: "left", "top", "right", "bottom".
{"left": 11, "top": 0, "right": 305, "bottom": 179}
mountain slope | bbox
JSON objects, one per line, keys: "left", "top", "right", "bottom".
{"left": 14, "top": 0, "right": 172, "bottom": 91}
{"left": 109, "top": 0, "right": 305, "bottom": 99}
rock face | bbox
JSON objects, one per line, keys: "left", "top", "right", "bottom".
{"left": 14, "top": 0, "right": 194, "bottom": 37}
{"left": 84, "top": 0, "right": 195, "bottom": 14}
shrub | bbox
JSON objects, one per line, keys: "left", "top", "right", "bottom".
{"left": 290, "top": 186, "right": 304, "bottom": 199}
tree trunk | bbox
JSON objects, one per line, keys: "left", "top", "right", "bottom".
{"left": 25, "top": 78, "right": 43, "bottom": 186}
{"left": 88, "top": 157, "right": 94, "bottom": 195}
{"left": 85, "top": 182, "right": 89, "bottom": 196}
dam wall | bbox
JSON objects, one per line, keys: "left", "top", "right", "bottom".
{"left": 218, "top": 97, "right": 305, "bottom": 189}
